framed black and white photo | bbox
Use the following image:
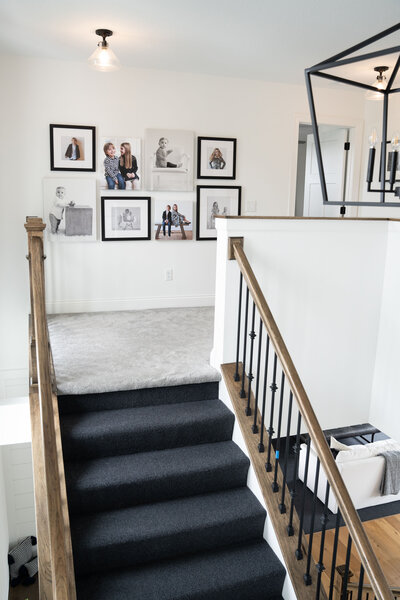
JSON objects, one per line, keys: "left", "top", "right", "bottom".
{"left": 153, "top": 196, "right": 193, "bottom": 240}
{"left": 101, "top": 196, "right": 151, "bottom": 241}
{"left": 196, "top": 185, "right": 241, "bottom": 240}
{"left": 197, "top": 136, "right": 237, "bottom": 180}
{"left": 50, "top": 124, "right": 96, "bottom": 171}
{"left": 43, "top": 178, "right": 97, "bottom": 242}
{"left": 100, "top": 136, "right": 141, "bottom": 190}
{"left": 145, "top": 129, "right": 194, "bottom": 191}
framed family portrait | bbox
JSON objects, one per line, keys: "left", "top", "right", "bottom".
{"left": 101, "top": 196, "right": 151, "bottom": 241}
{"left": 43, "top": 178, "right": 97, "bottom": 243}
{"left": 197, "top": 136, "right": 237, "bottom": 180}
{"left": 100, "top": 136, "right": 141, "bottom": 190}
{"left": 153, "top": 197, "right": 193, "bottom": 241}
{"left": 196, "top": 185, "right": 241, "bottom": 241}
{"left": 50, "top": 124, "right": 96, "bottom": 171}
{"left": 145, "top": 128, "right": 194, "bottom": 192}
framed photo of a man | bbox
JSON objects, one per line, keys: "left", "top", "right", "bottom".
{"left": 50, "top": 124, "right": 96, "bottom": 171}
{"left": 43, "top": 178, "right": 97, "bottom": 242}
{"left": 101, "top": 196, "right": 151, "bottom": 241}
{"left": 196, "top": 185, "right": 241, "bottom": 240}
{"left": 197, "top": 137, "right": 237, "bottom": 180}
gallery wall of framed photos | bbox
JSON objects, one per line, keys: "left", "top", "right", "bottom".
{"left": 45, "top": 125, "right": 242, "bottom": 245}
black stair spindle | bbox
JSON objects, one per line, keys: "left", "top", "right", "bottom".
{"left": 272, "top": 370, "right": 285, "bottom": 492}
{"left": 278, "top": 391, "right": 293, "bottom": 514}
{"left": 234, "top": 272, "right": 243, "bottom": 381}
{"left": 265, "top": 353, "right": 278, "bottom": 472}
{"left": 341, "top": 535, "right": 353, "bottom": 600}
{"left": 258, "top": 335, "right": 270, "bottom": 453}
{"left": 315, "top": 481, "right": 330, "bottom": 599}
{"left": 240, "top": 286, "right": 250, "bottom": 398}
{"left": 245, "top": 302, "right": 257, "bottom": 416}
{"left": 296, "top": 435, "right": 311, "bottom": 560}
{"left": 252, "top": 318, "right": 263, "bottom": 434}
{"left": 304, "top": 458, "right": 321, "bottom": 586}
{"left": 287, "top": 411, "right": 302, "bottom": 535}
{"left": 357, "top": 564, "right": 365, "bottom": 600}
{"left": 328, "top": 509, "right": 342, "bottom": 600}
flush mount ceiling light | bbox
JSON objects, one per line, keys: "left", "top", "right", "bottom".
{"left": 366, "top": 65, "right": 389, "bottom": 100}
{"left": 88, "top": 29, "right": 121, "bottom": 72}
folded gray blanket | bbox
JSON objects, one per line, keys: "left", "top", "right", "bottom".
{"left": 379, "top": 451, "right": 400, "bottom": 495}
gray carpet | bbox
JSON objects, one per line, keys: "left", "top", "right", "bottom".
{"left": 48, "top": 307, "right": 220, "bottom": 395}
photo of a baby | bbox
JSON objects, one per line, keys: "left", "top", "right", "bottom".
{"left": 145, "top": 129, "right": 194, "bottom": 191}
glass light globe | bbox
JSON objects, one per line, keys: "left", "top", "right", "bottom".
{"left": 88, "top": 42, "right": 121, "bottom": 72}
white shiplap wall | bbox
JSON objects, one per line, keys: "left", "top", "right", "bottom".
{"left": 1, "top": 443, "right": 36, "bottom": 546}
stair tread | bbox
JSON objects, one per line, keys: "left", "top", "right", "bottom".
{"left": 61, "top": 398, "right": 234, "bottom": 459}
{"left": 65, "top": 441, "right": 250, "bottom": 512}
{"left": 76, "top": 540, "right": 285, "bottom": 600}
{"left": 71, "top": 487, "right": 266, "bottom": 574}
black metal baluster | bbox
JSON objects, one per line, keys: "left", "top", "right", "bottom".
{"left": 279, "top": 391, "right": 293, "bottom": 513}
{"left": 304, "top": 458, "right": 321, "bottom": 585}
{"left": 252, "top": 318, "right": 263, "bottom": 434}
{"left": 258, "top": 335, "right": 270, "bottom": 452}
{"left": 245, "top": 302, "right": 256, "bottom": 415}
{"left": 272, "top": 371, "right": 285, "bottom": 492}
{"left": 240, "top": 287, "right": 250, "bottom": 398}
{"left": 328, "top": 510, "right": 342, "bottom": 600}
{"left": 357, "top": 565, "right": 365, "bottom": 600}
{"left": 341, "top": 535, "right": 352, "bottom": 600}
{"left": 265, "top": 353, "right": 278, "bottom": 471}
{"left": 296, "top": 435, "right": 311, "bottom": 560}
{"left": 287, "top": 411, "right": 302, "bottom": 535}
{"left": 234, "top": 272, "right": 243, "bottom": 381}
{"left": 315, "top": 481, "right": 330, "bottom": 599}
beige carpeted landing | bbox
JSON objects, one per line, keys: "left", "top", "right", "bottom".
{"left": 48, "top": 307, "right": 220, "bottom": 396}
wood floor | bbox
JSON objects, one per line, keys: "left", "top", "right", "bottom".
{"left": 8, "top": 581, "right": 38, "bottom": 600}
{"left": 310, "top": 514, "right": 400, "bottom": 590}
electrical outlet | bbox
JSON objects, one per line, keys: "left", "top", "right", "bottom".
{"left": 165, "top": 268, "right": 173, "bottom": 281}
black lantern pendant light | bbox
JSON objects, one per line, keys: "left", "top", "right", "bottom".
{"left": 305, "top": 23, "right": 400, "bottom": 207}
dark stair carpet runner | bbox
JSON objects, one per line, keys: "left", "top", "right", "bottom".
{"left": 59, "top": 381, "right": 285, "bottom": 599}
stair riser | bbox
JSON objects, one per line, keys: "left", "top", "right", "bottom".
{"left": 59, "top": 382, "right": 220, "bottom": 415}
{"left": 66, "top": 461, "right": 250, "bottom": 514}
{"left": 72, "top": 515, "right": 266, "bottom": 576}
{"left": 62, "top": 413, "right": 235, "bottom": 460}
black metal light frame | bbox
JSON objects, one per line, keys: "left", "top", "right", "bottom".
{"left": 305, "top": 23, "right": 400, "bottom": 207}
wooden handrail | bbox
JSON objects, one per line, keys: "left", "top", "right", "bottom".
{"left": 25, "top": 217, "right": 76, "bottom": 600}
{"left": 231, "top": 240, "right": 393, "bottom": 600}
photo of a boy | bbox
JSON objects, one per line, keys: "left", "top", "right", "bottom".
{"left": 48, "top": 186, "right": 74, "bottom": 234}
{"left": 103, "top": 142, "right": 126, "bottom": 190}
{"left": 156, "top": 137, "right": 182, "bottom": 168}
{"left": 162, "top": 204, "right": 172, "bottom": 237}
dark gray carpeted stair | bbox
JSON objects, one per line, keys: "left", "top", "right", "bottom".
{"left": 59, "top": 382, "right": 285, "bottom": 599}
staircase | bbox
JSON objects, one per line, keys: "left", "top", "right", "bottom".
{"left": 58, "top": 381, "right": 285, "bottom": 599}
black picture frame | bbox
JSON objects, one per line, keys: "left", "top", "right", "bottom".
{"left": 101, "top": 196, "right": 151, "bottom": 241}
{"left": 196, "top": 185, "right": 241, "bottom": 241}
{"left": 50, "top": 124, "right": 96, "bottom": 172}
{"left": 197, "top": 136, "right": 237, "bottom": 180}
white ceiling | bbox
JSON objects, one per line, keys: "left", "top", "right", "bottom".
{"left": 0, "top": 0, "right": 399, "bottom": 84}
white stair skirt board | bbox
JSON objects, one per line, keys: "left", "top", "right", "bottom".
{"left": 48, "top": 306, "right": 220, "bottom": 396}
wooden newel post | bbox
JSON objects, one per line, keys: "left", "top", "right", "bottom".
{"left": 25, "top": 217, "right": 46, "bottom": 345}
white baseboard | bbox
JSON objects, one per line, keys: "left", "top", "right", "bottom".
{"left": 0, "top": 369, "right": 28, "bottom": 402}
{"left": 46, "top": 294, "right": 215, "bottom": 314}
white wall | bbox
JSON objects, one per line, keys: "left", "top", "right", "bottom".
{"left": 370, "top": 221, "right": 400, "bottom": 441}
{"left": 0, "top": 54, "right": 366, "bottom": 394}
{"left": 213, "top": 218, "right": 388, "bottom": 429}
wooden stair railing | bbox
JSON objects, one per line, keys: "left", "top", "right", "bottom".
{"left": 222, "top": 237, "right": 393, "bottom": 600}
{"left": 25, "top": 217, "right": 76, "bottom": 600}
